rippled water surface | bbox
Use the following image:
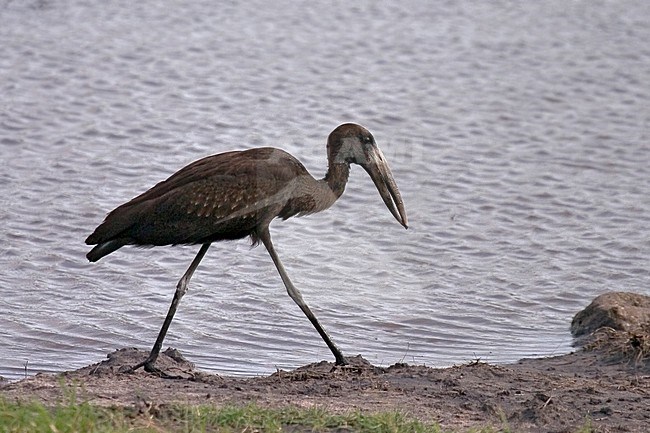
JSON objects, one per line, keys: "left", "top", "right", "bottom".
{"left": 1, "top": 1, "right": 649, "bottom": 380}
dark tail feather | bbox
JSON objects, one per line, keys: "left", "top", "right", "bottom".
{"left": 86, "top": 239, "right": 128, "bottom": 262}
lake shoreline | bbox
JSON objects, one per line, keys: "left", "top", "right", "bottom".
{"left": 2, "top": 333, "right": 648, "bottom": 432}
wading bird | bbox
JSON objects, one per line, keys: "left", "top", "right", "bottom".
{"left": 86, "top": 123, "right": 407, "bottom": 373}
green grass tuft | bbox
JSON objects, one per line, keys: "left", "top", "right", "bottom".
{"left": 159, "top": 404, "right": 444, "bottom": 433}
{"left": 0, "top": 397, "right": 447, "bottom": 433}
{"left": 0, "top": 396, "right": 597, "bottom": 433}
{"left": 0, "top": 397, "right": 138, "bottom": 433}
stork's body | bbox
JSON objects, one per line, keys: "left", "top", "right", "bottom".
{"left": 86, "top": 123, "right": 407, "bottom": 374}
{"left": 87, "top": 147, "right": 343, "bottom": 257}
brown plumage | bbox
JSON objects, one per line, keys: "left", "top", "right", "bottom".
{"left": 86, "top": 123, "right": 407, "bottom": 375}
{"left": 86, "top": 148, "right": 329, "bottom": 258}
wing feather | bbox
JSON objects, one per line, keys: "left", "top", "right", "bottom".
{"left": 86, "top": 147, "right": 312, "bottom": 246}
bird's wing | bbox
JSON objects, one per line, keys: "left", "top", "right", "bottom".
{"left": 86, "top": 148, "right": 311, "bottom": 246}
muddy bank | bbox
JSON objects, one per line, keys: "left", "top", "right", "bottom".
{"left": 2, "top": 292, "right": 649, "bottom": 432}
{"left": 1, "top": 340, "right": 648, "bottom": 433}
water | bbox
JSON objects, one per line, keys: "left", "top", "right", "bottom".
{"left": 1, "top": 0, "right": 648, "bottom": 381}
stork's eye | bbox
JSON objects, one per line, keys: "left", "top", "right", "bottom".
{"left": 361, "top": 135, "right": 373, "bottom": 144}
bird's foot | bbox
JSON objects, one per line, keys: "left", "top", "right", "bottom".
{"left": 130, "top": 358, "right": 156, "bottom": 373}
{"left": 328, "top": 355, "right": 349, "bottom": 372}
{"left": 130, "top": 358, "right": 164, "bottom": 375}
{"left": 330, "top": 354, "right": 377, "bottom": 374}
{"left": 335, "top": 356, "right": 349, "bottom": 366}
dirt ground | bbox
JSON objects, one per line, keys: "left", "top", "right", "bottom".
{"left": 1, "top": 329, "right": 648, "bottom": 433}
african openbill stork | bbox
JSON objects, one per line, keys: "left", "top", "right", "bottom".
{"left": 86, "top": 123, "right": 408, "bottom": 373}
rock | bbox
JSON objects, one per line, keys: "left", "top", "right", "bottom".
{"left": 571, "top": 292, "right": 650, "bottom": 337}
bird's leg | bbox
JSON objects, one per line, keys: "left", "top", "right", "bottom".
{"left": 258, "top": 228, "right": 348, "bottom": 366}
{"left": 131, "top": 242, "right": 211, "bottom": 374}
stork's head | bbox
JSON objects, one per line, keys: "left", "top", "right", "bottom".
{"left": 327, "top": 123, "right": 408, "bottom": 229}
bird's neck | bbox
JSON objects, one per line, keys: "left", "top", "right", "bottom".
{"left": 323, "top": 162, "right": 350, "bottom": 198}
